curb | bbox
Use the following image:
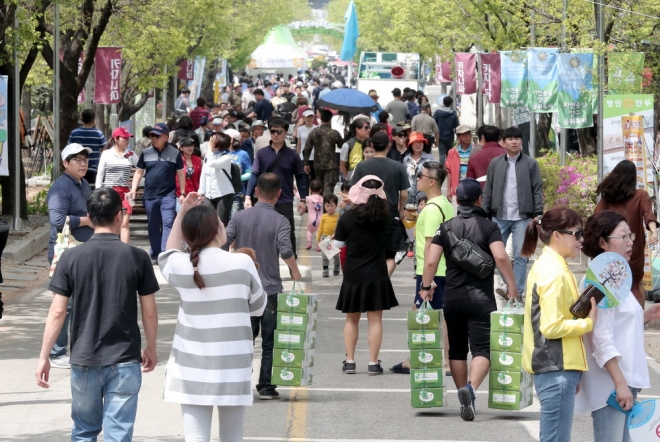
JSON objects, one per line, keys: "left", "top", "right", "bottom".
{"left": 2, "top": 225, "right": 50, "bottom": 263}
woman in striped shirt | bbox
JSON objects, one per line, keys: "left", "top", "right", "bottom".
{"left": 96, "top": 127, "right": 139, "bottom": 243}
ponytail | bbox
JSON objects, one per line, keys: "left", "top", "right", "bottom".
{"left": 521, "top": 207, "right": 583, "bottom": 257}
{"left": 181, "top": 205, "right": 221, "bottom": 290}
{"left": 189, "top": 246, "right": 205, "bottom": 289}
{"left": 521, "top": 219, "right": 542, "bottom": 257}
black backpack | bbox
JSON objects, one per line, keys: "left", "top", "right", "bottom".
{"left": 222, "top": 163, "right": 243, "bottom": 194}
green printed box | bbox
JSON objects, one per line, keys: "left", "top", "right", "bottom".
{"left": 271, "top": 367, "right": 313, "bottom": 387}
{"left": 490, "top": 331, "right": 523, "bottom": 353}
{"left": 410, "top": 368, "right": 444, "bottom": 389}
{"left": 276, "top": 312, "right": 317, "bottom": 332}
{"left": 407, "top": 309, "right": 441, "bottom": 330}
{"left": 490, "top": 351, "right": 524, "bottom": 372}
{"left": 408, "top": 330, "right": 443, "bottom": 350}
{"left": 490, "top": 309, "right": 525, "bottom": 333}
{"left": 409, "top": 349, "right": 443, "bottom": 369}
{"left": 277, "top": 293, "right": 318, "bottom": 313}
{"left": 489, "top": 370, "right": 533, "bottom": 391}
{"left": 273, "top": 330, "right": 316, "bottom": 350}
{"left": 272, "top": 349, "right": 315, "bottom": 368}
{"left": 411, "top": 387, "right": 447, "bottom": 408}
{"left": 488, "top": 386, "right": 533, "bottom": 410}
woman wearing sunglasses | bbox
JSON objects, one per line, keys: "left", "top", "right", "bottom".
{"left": 388, "top": 127, "right": 410, "bottom": 163}
{"left": 339, "top": 119, "right": 371, "bottom": 180}
{"left": 575, "top": 211, "right": 660, "bottom": 442}
{"left": 402, "top": 132, "right": 435, "bottom": 205}
{"left": 521, "top": 207, "right": 597, "bottom": 442}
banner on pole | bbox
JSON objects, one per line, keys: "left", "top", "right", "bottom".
{"left": 189, "top": 56, "right": 207, "bottom": 103}
{"left": 454, "top": 53, "right": 476, "bottom": 95}
{"left": 557, "top": 53, "right": 594, "bottom": 129}
{"left": 94, "top": 47, "right": 122, "bottom": 105}
{"left": 434, "top": 56, "right": 452, "bottom": 82}
{"left": 608, "top": 52, "right": 645, "bottom": 95}
{"left": 527, "top": 48, "right": 558, "bottom": 113}
{"left": 177, "top": 60, "right": 194, "bottom": 81}
{"left": 500, "top": 51, "right": 528, "bottom": 108}
{"left": 0, "top": 76, "right": 8, "bottom": 176}
{"left": 480, "top": 53, "right": 501, "bottom": 104}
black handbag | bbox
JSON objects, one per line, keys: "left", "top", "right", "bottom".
{"left": 445, "top": 220, "right": 495, "bottom": 279}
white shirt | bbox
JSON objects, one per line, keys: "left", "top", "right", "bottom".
{"left": 575, "top": 289, "right": 650, "bottom": 414}
{"left": 241, "top": 90, "right": 255, "bottom": 110}
{"left": 96, "top": 148, "right": 138, "bottom": 188}
{"left": 297, "top": 124, "right": 318, "bottom": 160}
{"left": 502, "top": 153, "right": 521, "bottom": 221}
{"left": 198, "top": 152, "right": 234, "bottom": 199}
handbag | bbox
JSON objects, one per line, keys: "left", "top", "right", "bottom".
{"left": 49, "top": 216, "right": 83, "bottom": 278}
{"left": 445, "top": 219, "right": 494, "bottom": 279}
{"left": 570, "top": 284, "right": 605, "bottom": 319}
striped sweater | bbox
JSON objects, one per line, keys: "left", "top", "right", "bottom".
{"left": 159, "top": 248, "right": 266, "bottom": 406}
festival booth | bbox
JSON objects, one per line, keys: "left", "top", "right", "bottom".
{"left": 247, "top": 26, "right": 307, "bottom": 80}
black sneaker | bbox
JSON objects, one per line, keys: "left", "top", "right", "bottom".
{"left": 259, "top": 390, "right": 280, "bottom": 400}
{"left": 333, "top": 269, "right": 340, "bottom": 276}
{"left": 368, "top": 361, "right": 384, "bottom": 376}
{"left": 457, "top": 384, "right": 476, "bottom": 421}
{"left": 342, "top": 360, "right": 356, "bottom": 374}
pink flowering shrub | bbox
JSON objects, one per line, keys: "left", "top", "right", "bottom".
{"left": 536, "top": 152, "right": 597, "bottom": 218}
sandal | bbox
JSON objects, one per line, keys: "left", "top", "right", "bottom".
{"left": 388, "top": 362, "right": 410, "bottom": 374}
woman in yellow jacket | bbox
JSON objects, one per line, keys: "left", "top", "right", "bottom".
{"left": 520, "top": 207, "right": 598, "bottom": 442}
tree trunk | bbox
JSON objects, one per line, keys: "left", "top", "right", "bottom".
{"left": 536, "top": 113, "right": 552, "bottom": 153}
{"left": 494, "top": 102, "right": 502, "bottom": 129}
{"left": 21, "top": 85, "right": 31, "bottom": 129}
{"left": 200, "top": 60, "right": 216, "bottom": 103}
{"left": 94, "top": 103, "right": 108, "bottom": 137}
{"left": 576, "top": 127, "right": 597, "bottom": 156}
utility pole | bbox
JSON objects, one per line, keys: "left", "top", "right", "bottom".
{"left": 52, "top": 1, "right": 61, "bottom": 180}
{"left": 529, "top": 10, "right": 536, "bottom": 158}
{"left": 13, "top": 15, "right": 22, "bottom": 229}
{"left": 560, "top": 0, "right": 568, "bottom": 166}
{"left": 596, "top": 0, "right": 605, "bottom": 182}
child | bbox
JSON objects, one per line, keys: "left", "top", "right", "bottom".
{"left": 362, "top": 139, "right": 376, "bottom": 160}
{"left": 338, "top": 182, "right": 352, "bottom": 216}
{"left": 317, "top": 194, "right": 340, "bottom": 277}
{"left": 305, "top": 180, "right": 324, "bottom": 251}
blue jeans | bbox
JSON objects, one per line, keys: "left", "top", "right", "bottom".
{"left": 534, "top": 370, "right": 581, "bottom": 442}
{"left": 51, "top": 300, "right": 73, "bottom": 359}
{"left": 494, "top": 217, "right": 530, "bottom": 296}
{"left": 251, "top": 294, "right": 278, "bottom": 393}
{"left": 230, "top": 193, "right": 245, "bottom": 220}
{"left": 592, "top": 386, "right": 639, "bottom": 442}
{"left": 70, "top": 361, "right": 142, "bottom": 442}
{"left": 144, "top": 195, "right": 176, "bottom": 258}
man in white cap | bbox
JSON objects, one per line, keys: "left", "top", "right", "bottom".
{"left": 240, "top": 120, "right": 266, "bottom": 163}
{"left": 446, "top": 125, "right": 481, "bottom": 202}
{"left": 45, "top": 143, "right": 95, "bottom": 368}
{"left": 296, "top": 109, "right": 318, "bottom": 165}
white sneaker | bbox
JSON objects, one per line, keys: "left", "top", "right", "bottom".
{"left": 495, "top": 283, "right": 508, "bottom": 300}
{"left": 395, "top": 250, "right": 406, "bottom": 265}
{"left": 50, "top": 356, "right": 71, "bottom": 369}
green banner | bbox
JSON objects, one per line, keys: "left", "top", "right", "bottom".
{"left": 500, "top": 51, "right": 528, "bottom": 108}
{"left": 557, "top": 53, "right": 594, "bottom": 129}
{"left": 608, "top": 52, "right": 645, "bottom": 95}
{"left": 527, "top": 48, "right": 559, "bottom": 113}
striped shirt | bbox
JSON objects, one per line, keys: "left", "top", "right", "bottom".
{"left": 96, "top": 148, "right": 139, "bottom": 188}
{"left": 159, "top": 248, "right": 266, "bottom": 406}
{"left": 68, "top": 127, "right": 107, "bottom": 170}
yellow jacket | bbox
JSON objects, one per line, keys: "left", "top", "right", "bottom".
{"left": 317, "top": 212, "right": 339, "bottom": 242}
{"left": 522, "top": 246, "right": 593, "bottom": 374}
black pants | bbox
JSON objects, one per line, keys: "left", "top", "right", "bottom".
{"left": 423, "top": 134, "right": 435, "bottom": 154}
{"left": 206, "top": 194, "right": 234, "bottom": 227}
{"left": 275, "top": 203, "right": 296, "bottom": 257}
{"left": 251, "top": 294, "right": 278, "bottom": 393}
{"left": 444, "top": 299, "right": 496, "bottom": 360}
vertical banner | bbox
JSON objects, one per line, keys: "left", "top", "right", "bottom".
{"left": 189, "top": 56, "right": 207, "bottom": 103}
{"left": 454, "top": 53, "right": 477, "bottom": 95}
{"left": 500, "top": 51, "right": 528, "bottom": 108}
{"left": 94, "top": 47, "right": 122, "bottom": 105}
{"left": 77, "top": 54, "right": 85, "bottom": 104}
{"left": 480, "top": 53, "right": 501, "bottom": 104}
{"left": 434, "top": 56, "right": 452, "bottom": 82}
{"left": 608, "top": 52, "right": 645, "bottom": 94}
{"left": 527, "top": 48, "right": 559, "bottom": 112}
{"left": 0, "top": 76, "right": 8, "bottom": 176}
{"left": 177, "top": 59, "right": 195, "bottom": 81}
{"left": 557, "top": 53, "right": 594, "bottom": 129}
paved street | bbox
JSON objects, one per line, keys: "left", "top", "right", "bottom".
{"left": 3, "top": 224, "right": 660, "bottom": 441}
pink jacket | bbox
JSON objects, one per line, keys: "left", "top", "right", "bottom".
{"left": 306, "top": 194, "right": 324, "bottom": 229}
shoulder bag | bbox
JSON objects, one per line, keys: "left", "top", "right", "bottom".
{"left": 444, "top": 218, "right": 494, "bottom": 279}
{"left": 49, "top": 216, "right": 83, "bottom": 278}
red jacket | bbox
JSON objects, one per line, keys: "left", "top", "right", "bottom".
{"left": 445, "top": 144, "right": 481, "bottom": 198}
{"left": 466, "top": 142, "right": 506, "bottom": 188}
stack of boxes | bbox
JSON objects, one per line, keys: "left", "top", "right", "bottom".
{"left": 271, "top": 292, "right": 318, "bottom": 387}
{"left": 408, "top": 306, "right": 446, "bottom": 408}
{"left": 488, "top": 305, "right": 533, "bottom": 410}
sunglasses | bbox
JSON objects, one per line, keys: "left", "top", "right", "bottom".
{"left": 361, "top": 125, "right": 371, "bottom": 130}
{"left": 416, "top": 172, "right": 435, "bottom": 180}
{"left": 148, "top": 133, "right": 163, "bottom": 138}
{"left": 270, "top": 129, "right": 286, "bottom": 135}
{"left": 396, "top": 133, "right": 407, "bottom": 138}
{"left": 557, "top": 228, "right": 584, "bottom": 240}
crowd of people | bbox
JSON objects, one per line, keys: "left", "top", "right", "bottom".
{"left": 35, "top": 69, "right": 660, "bottom": 442}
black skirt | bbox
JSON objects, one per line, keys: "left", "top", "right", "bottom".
{"left": 336, "top": 277, "right": 399, "bottom": 313}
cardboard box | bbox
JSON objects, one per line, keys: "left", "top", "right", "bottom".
{"left": 489, "top": 370, "right": 533, "bottom": 391}
{"left": 271, "top": 367, "right": 313, "bottom": 387}
{"left": 490, "top": 351, "right": 523, "bottom": 372}
{"left": 407, "top": 309, "right": 441, "bottom": 330}
{"left": 410, "top": 368, "right": 444, "bottom": 389}
{"left": 408, "top": 330, "right": 443, "bottom": 350}
{"left": 490, "top": 331, "right": 523, "bottom": 353}
{"left": 490, "top": 308, "right": 525, "bottom": 333}
{"left": 273, "top": 330, "right": 316, "bottom": 350}
{"left": 409, "top": 349, "right": 443, "bottom": 369}
{"left": 272, "top": 349, "right": 315, "bottom": 368}
{"left": 411, "top": 387, "right": 447, "bottom": 408}
{"left": 277, "top": 293, "right": 318, "bottom": 314}
{"left": 488, "top": 387, "right": 533, "bottom": 410}
{"left": 276, "top": 312, "right": 317, "bottom": 333}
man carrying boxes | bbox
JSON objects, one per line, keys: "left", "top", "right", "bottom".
{"left": 271, "top": 290, "right": 318, "bottom": 387}
{"left": 488, "top": 303, "right": 534, "bottom": 410}
{"left": 408, "top": 302, "right": 447, "bottom": 408}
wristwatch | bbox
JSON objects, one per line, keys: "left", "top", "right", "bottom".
{"left": 420, "top": 284, "right": 432, "bottom": 291}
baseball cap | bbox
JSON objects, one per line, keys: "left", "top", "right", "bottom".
{"left": 302, "top": 109, "right": 314, "bottom": 117}
{"left": 296, "top": 81, "right": 303, "bottom": 86}
{"left": 251, "top": 120, "right": 266, "bottom": 128}
{"left": 181, "top": 87, "right": 190, "bottom": 93}
{"left": 61, "top": 143, "right": 92, "bottom": 161}
{"left": 149, "top": 123, "right": 170, "bottom": 136}
{"left": 223, "top": 128, "right": 241, "bottom": 141}
{"left": 408, "top": 132, "right": 427, "bottom": 145}
{"left": 456, "top": 178, "right": 483, "bottom": 203}
{"left": 369, "top": 91, "right": 379, "bottom": 99}
{"left": 112, "top": 127, "right": 134, "bottom": 138}
{"left": 372, "top": 131, "right": 390, "bottom": 147}
{"left": 200, "top": 116, "right": 209, "bottom": 126}
{"left": 332, "top": 81, "right": 343, "bottom": 89}
{"left": 456, "top": 124, "right": 472, "bottom": 134}
{"left": 212, "top": 117, "right": 223, "bottom": 126}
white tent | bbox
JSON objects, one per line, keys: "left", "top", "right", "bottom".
{"left": 248, "top": 26, "right": 307, "bottom": 69}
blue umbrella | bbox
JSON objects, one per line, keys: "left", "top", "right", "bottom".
{"left": 316, "top": 88, "right": 378, "bottom": 114}
{"left": 340, "top": 1, "right": 359, "bottom": 62}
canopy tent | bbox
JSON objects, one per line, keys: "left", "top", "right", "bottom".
{"left": 248, "top": 26, "right": 308, "bottom": 69}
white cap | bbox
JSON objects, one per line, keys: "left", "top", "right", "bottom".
{"left": 331, "top": 81, "right": 343, "bottom": 89}
{"left": 302, "top": 109, "right": 315, "bottom": 117}
{"left": 223, "top": 128, "right": 241, "bottom": 141}
{"left": 212, "top": 117, "right": 223, "bottom": 126}
{"left": 61, "top": 143, "right": 92, "bottom": 161}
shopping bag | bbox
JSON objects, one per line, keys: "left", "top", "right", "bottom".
{"left": 318, "top": 236, "right": 340, "bottom": 259}
{"left": 49, "top": 216, "right": 82, "bottom": 278}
